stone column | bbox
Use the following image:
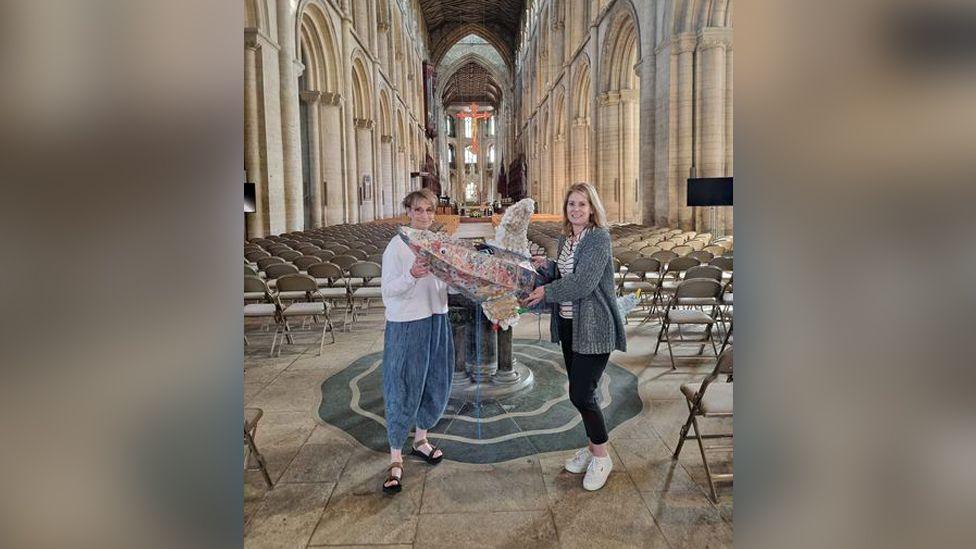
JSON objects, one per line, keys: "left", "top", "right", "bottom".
{"left": 598, "top": 91, "right": 621, "bottom": 221}
{"left": 588, "top": 22, "right": 600, "bottom": 188}
{"left": 341, "top": 13, "right": 358, "bottom": 223}
{"left": 244, "top": 36, "right": 265, "bottom": 238}
{"left": 355, "top": 118, "right": 375, "bottom": 221}
{"left": 724, "top": 46, "right": 734, "bottom": 235}
{"left": 494, "top": 328, "right": 518, "bottom": 383}
{"left": 377, "top": 23, "right": 389, "bottom": 75}
{"left": 620, "top": 89, "right": 639, "bottom": 223}
{"left": 397, "top": 144, "right": 407, "bottom": 205}
{"left": 553, "top": 134, "right": 566, "bottom": 210}
{"left": 673, "top": 33, "right": 697, "bottom": 230}
{"left": 699, "top": 29, "right": 730, "bottom": 234}
{"left": 320, "top": 92, "right": 344, "bottom": 226}
{"left": 276, "top": 0, "right": 304, "bottom": 231}
{"left": 380, "top": 134, "right": 394, "bottom": 217}
{"left": 572, "top": 116, "right": 590, "bottom": 185}
{"left": 300, "top": 91, "right": 323, "bottom": 228}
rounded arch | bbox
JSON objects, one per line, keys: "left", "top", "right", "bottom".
{"left": 350, "top": 52, "right": 372, "bottom": 120}
{"left": 245, "top": 0, "right": 269, "bottom": 34}
{"left": 573, "top": 58, "right": 591, "bottom": 119}
{"left": 674, "top": 0, "right": 731, "bottom": 34}
{"left": 395, "top": 108, "right": 406, "bottom": 145}
{"left": 378, "top": 88, "right": 392, "bottom": 135}
{"left": 298, "top": 1, "right": 341, "bottom": 93}
{"left": 553, "top": 87, "right": 566, "bottom": 138}
{"left": 600, "top": 3, "right": 641, "bottom": 92}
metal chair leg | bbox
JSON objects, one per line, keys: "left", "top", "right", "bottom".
{"left": 244, "top": 427, "right": 273, "bottom": 489}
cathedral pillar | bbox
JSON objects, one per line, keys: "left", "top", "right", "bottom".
{"left": 698, "top": 29, "right": 730, "bottom": 234}
{"left": 673, "top": 33, "right": 697, "bottom": 230}
{"left": 380, "top": 134, "right": 394, "bottom": 217}
{"left": 355, "top": 118, "right": 375, "bottom": 222}
{"left": 597, "top": 91, "right": 621, "bottom": 221}
{"left": 341, "top": 13, "right": 359, "bottom": 223}
{"left": 619, "top": 89, "right": 639, "bottom": 224}
{"left": 276, "top": 0, "right": 304, "bottom": 231}
{"left": 320, "top": 93, "right": 344, "bottom": 226}
{"left": 244, "top": 36, "right": 265, "bottom": 238}
{"left": 300, "top": 91, "right": 324, "bottom": 228}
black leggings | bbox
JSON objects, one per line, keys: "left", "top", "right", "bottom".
{"left": 558, "top": 317, "right": 610, "bottom": 445}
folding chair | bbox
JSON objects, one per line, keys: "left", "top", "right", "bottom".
{"left": 345, "top": 249, "right": 369, "bottom": 260}
{"left": 277, "top": 250, "right": 303, "bottom": 262}
{"left": 654, "top": 278, "right": 722, "bottom": 369}
{"left": 619, "top": 257, "right": 662, "bottom": 324}
{"left": 263, "top": 263, "right": 299, "bottom": 290}
{"left": 275, "top": 274, "right": 336, "bottom": 355}
{"left": 244, "top": 275, "right": 287, "bottom": 356}
{"left": 653, "top": 256, "right": 701, "bottom": 314}
{"left": 674, "top": 346, "right": 733, "bottom": 502}
{"left": 685, "top": 264, "right": 723, "bottom": 282}
{"left": 245, "top": 250, "right": 271, "bottom": 263}
{"left": 688, "top": 250, "right": 714, "bottom": 264}
{"left": 330, "top": 255, "right": 359, "bottom": 273}
{"left": 347, "top": 261, "right": 383, "bottom": 328}
{"left": 256, "top": 256, "right": 285, "bottom": 272}
{"left": 293, "top": 255, "right": 321, "bottom": 272}
{"left": 244, "top": 407, "right": 273, "bottom": 488}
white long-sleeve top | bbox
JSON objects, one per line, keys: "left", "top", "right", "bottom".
{"left": 381, "top": 235, "right": 448, "bottom": 322}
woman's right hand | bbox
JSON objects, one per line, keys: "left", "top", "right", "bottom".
{"left": 409, "top": 256, "right": 430, "bottom": 278}
{"left": 531, "top": 256, "right": 548, "bottom": 270}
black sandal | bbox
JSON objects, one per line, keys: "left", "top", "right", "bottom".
{"left": 382, "top": 461, "right": 403, "bottom": 494}
{"left": 410, "top": 438, "right": 444, "bottom": 465}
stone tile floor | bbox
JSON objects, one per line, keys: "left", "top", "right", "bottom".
{"left": 244, "top": 309, "right": 732, "bottom": 548}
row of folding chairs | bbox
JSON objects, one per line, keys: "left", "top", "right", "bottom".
{"left": 244, "top": 274, "right": 336, "bottom": 357}
{"left": 247, "top": 250, "right": 385, "bottom": 272}
{"left": 245, "top": 259, "right": 384, "bottom": 330}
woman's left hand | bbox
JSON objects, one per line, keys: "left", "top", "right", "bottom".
{"left": 523, "top": 286, "right": 546, "bottom": 308}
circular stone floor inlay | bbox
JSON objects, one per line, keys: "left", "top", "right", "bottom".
{"left": 318, "top": 339, "right": 642, "bottom": 464}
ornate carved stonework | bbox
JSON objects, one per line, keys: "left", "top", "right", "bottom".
{"left": 320, "top": 92, "right": 342, "bottom": 106}
{"left": 299, "top": 90, "right": 321, "bottom": 104}
{"left": 354, "top": 118, "right": 374, "bottom": 130}
{"left": 672, "top": 33, "right": 698, "bottom": 55}
{"left": 698, "top": 28, "right": 732, "bottom": 51}
{"left": 598, "top": 91, "right": 621, "bottom": 105}
{"left": 244, "top": 28, "right": 259, "bottom": 50}
{"left": 381, "top": 135, "right": 394, "bottom": 143}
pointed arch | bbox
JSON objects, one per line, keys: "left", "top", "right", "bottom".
{"left": 430, "top": 23, "right": 516, "bottom": 72}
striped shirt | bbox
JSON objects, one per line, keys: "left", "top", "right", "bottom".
{"left": 557, "top": 228, "right": 589, "bottom": 319}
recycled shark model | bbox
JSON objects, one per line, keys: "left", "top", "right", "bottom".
{"left": 398, "top": 198, "right": 639, "bottom": 329}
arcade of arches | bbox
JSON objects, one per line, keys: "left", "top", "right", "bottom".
{"left": 245, "top": 0, "right": 733, "bottom": 237}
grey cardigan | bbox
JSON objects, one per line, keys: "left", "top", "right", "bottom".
{"left": 541, "top": 227, "right": 627, "bottom": 354}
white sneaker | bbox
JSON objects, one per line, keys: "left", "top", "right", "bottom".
{"left": 583, "top": 455, "right": 613, "bottom": 491}
{"left": 564, "top": 447, "right": 592, "bottom": 473}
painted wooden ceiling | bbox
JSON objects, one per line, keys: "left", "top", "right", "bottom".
{"left": 441, "top": 61, "right": 502, "bottom": 106}
{"left": 418, "top": 0, "right": 525, "bottom": 68}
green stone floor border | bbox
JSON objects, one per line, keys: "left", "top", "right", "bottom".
{"left": 318, "top": 338, "right": 643, "bottom": 463}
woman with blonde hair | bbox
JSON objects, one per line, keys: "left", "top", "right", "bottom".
{"left": 523, "top": 182, "right": 626, "bottom": 491}
{"left": 379, "top": 188, "right": 453, "bottom": 494}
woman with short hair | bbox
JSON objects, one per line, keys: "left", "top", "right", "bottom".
{"left": 379, "top": 188, "right": 453, "bottom": 494}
